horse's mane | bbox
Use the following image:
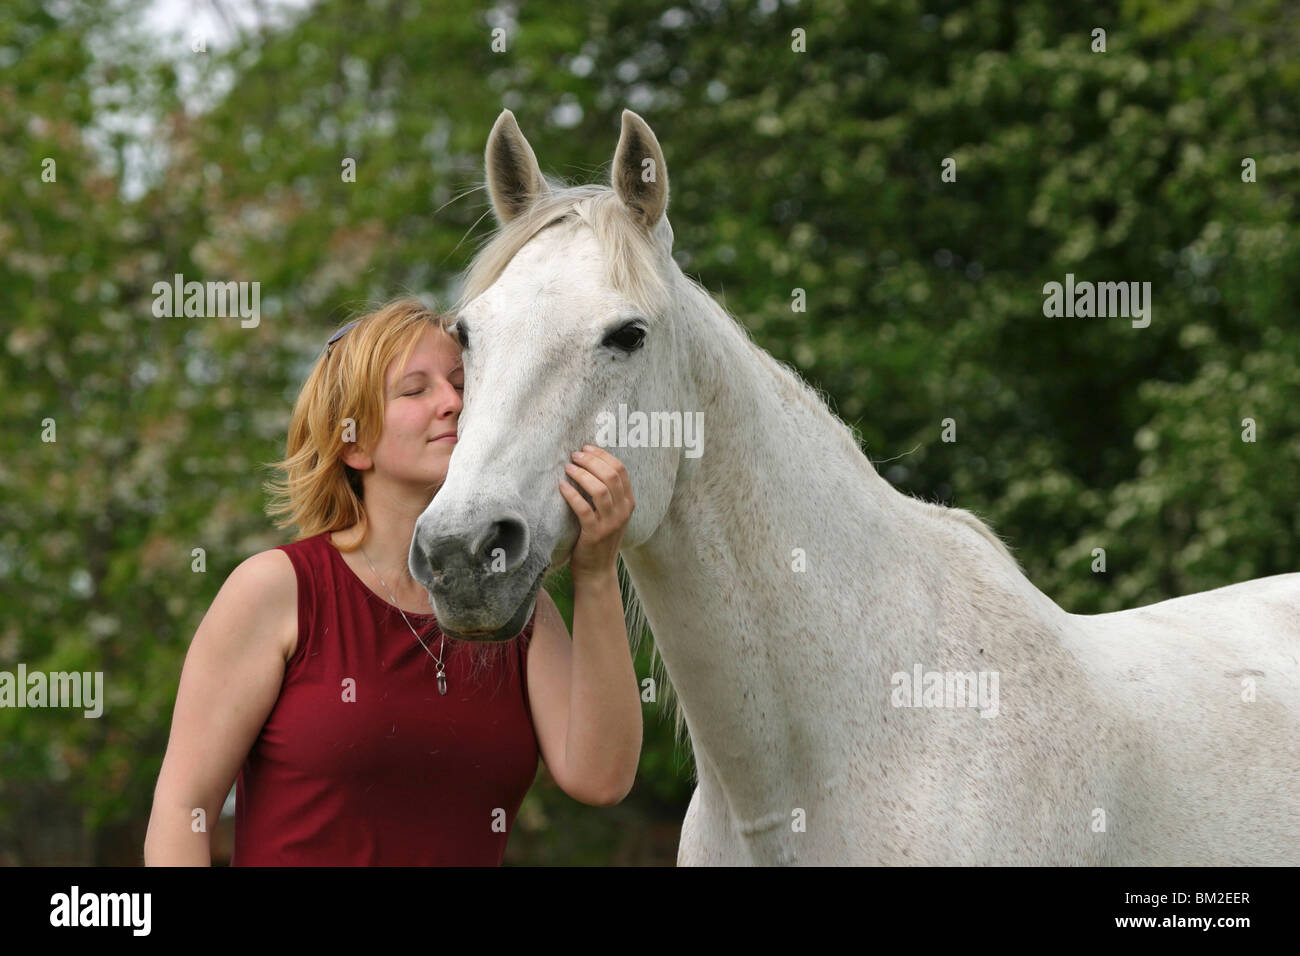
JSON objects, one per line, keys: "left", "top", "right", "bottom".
{"left": 688, "top": 281, "right": 1022, "bottom": 571}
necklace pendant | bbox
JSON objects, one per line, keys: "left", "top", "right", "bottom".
{"left": 437, "top": 669, "right": 447, "bottom": 696}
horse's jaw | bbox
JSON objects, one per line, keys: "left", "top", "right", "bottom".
{"left": 424, "top": 562, "right": 549, "bottom": 643}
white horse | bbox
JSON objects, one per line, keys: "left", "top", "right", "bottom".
{"left": 411, "top": 108, "right": 1300, "bottom": 865}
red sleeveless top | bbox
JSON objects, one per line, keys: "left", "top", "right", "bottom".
{"left": 231, "top": 532, "right": 539, "bottom": 866}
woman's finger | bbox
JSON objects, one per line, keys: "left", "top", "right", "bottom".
{"left": 559, "top": 477, "right": 596, "bottom": 522}
{"left": 564, "top": 462, "right": 614, "bottom": 515}
{"left": 580, "top": 445, "right": 629, "bottom": 489}
{"left": 572, "top": 447, "right": 625, "bottom": 495}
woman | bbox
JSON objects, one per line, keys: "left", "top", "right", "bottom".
{"left": 143, "top": 298, "right": 642, "bottom": 865}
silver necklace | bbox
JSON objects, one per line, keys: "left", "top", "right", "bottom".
{"left": 360, "top": 546, "right": 448, "bottom": 695}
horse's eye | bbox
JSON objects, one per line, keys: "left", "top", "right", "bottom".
{"left": 456, "top": 324, "right": 469, "bottom": 351}
{"left": 603, "top": 323, "right": 646, "bottom": 353}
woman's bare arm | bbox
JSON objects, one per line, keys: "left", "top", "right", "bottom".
{"left": 143, "top": 549, "right": 298, "bottom": 865}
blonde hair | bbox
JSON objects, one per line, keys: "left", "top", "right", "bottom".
{"left": 263, "top": 297, "right": 515, "bottom": 684}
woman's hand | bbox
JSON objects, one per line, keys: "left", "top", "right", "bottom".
{"left": 558, "top": 445, "right": 635, "bottom": 581}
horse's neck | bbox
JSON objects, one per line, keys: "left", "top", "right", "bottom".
{"left": 621, "top": 295, "right": 1067, "bottom": 833}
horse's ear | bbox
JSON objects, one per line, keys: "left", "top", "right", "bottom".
{"left": 611, "top": 109, "right": 669, "bottom": 228}
{"left": 485, "top": 109, "right": 550, "bottom": 225}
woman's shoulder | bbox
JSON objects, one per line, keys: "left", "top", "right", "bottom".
{"left": 239, "top": 533, "right": 329, "bottom": 593}
{"left": 226, "top": 546, "right": 303, "bottom": 665}
{"left": 273, "top": 531, "right": 334, "bottom": 558}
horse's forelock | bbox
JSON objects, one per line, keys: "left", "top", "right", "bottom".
{"left": 455, "top": 184, "right": 672, "bottom": 318}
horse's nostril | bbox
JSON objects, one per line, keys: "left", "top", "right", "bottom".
{"left": 470, "top": 516, "right": 529, "bottom": 573}
{"left": 421, "top": 506, "right": 531, "bottom": 585}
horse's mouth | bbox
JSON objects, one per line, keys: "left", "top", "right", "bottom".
{"left": 436, "top": 565, "right": 547, "bottom": 642}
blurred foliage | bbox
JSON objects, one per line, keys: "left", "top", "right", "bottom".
{"left": 1, "top": 0, "right": 1296, "bottom": 863}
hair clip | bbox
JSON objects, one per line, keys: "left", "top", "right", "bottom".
{"left": 326, "top": 320, "right": 359, "bottom": 354}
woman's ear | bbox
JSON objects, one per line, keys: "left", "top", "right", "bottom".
{"left": 342, "top": 447, "right": 372, "bottom": 472}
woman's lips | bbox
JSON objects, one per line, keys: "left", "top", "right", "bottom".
{"left": 431, "top": 435, "right": 457, "bottom": 443}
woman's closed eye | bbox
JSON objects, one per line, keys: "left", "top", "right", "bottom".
{"left": 403, "top": 384, "right": 462, "bottom": 396}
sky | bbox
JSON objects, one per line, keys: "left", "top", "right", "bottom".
{"left": 82, "top": 0, "right": 317, "bottom": 198}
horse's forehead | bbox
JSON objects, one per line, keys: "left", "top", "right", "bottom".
{"left": 487, "top": 225, "right": 607, "bottom": 301}
{"left": 475, "top": 234, "right": 616, "bottom": 330}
